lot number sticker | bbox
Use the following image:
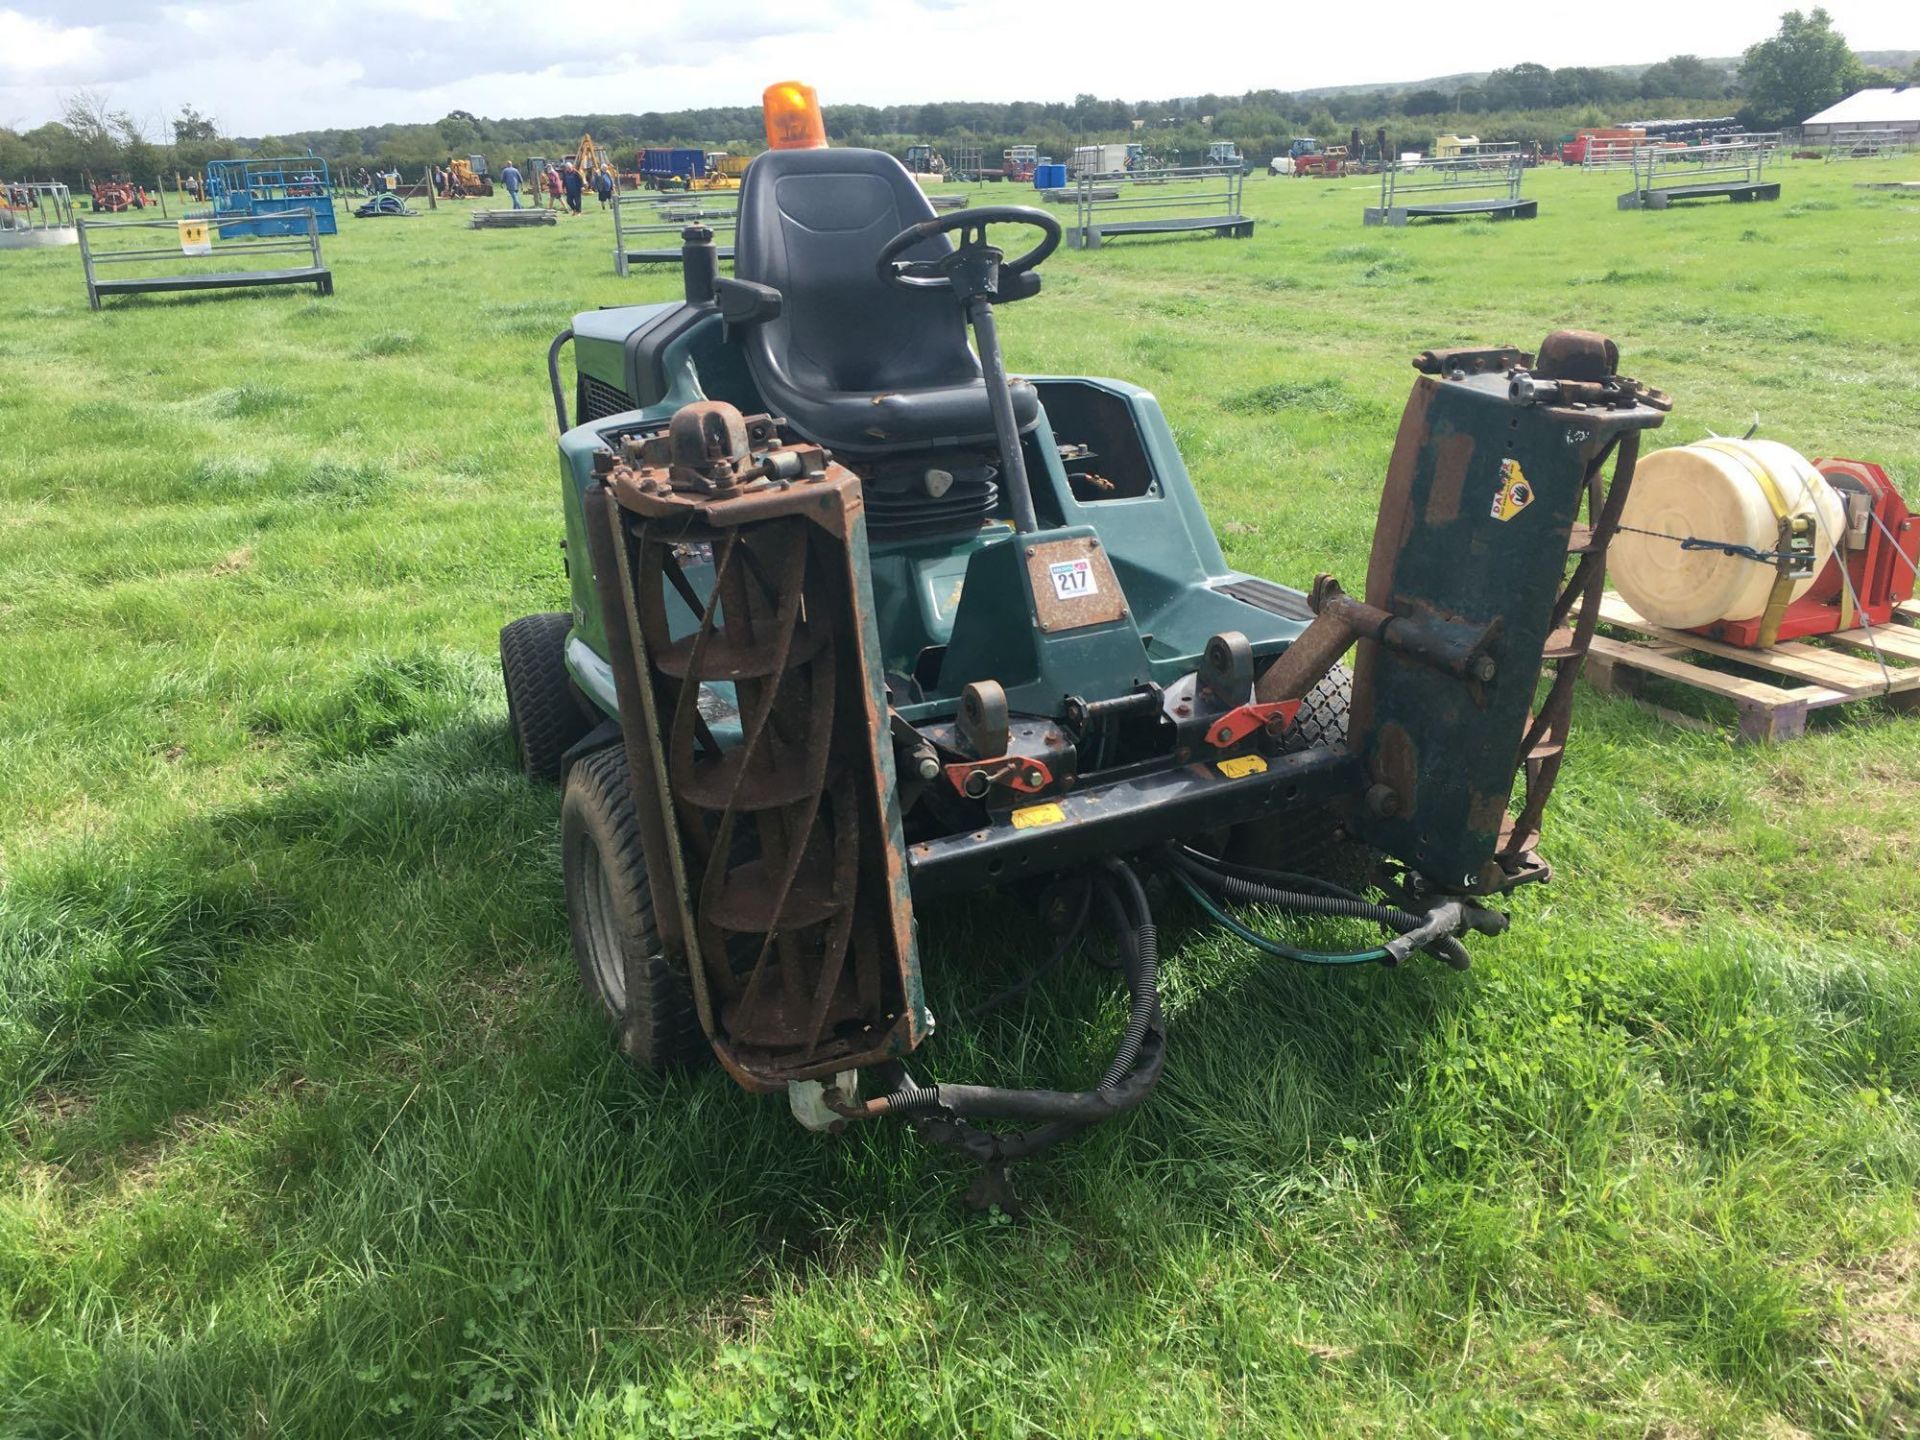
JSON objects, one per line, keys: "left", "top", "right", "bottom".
{"left": 1048, "top": 557, "right": 1097, "bottom": 600}
{"left": 178, "top": 219, "right": 211, "bottom": 256}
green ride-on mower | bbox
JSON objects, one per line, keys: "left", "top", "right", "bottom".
{"left": 500, "top": 89, "right": 1671, "bottom": 1194}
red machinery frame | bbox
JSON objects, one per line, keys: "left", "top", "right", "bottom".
{"left": 1696, "top": 457, "right": 1919, "bottom": 648}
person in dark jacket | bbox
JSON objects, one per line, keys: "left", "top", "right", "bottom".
{"left": 561, "top": 161, "right": 584, "bottom": 214}
{"left": 593, "top": 166, "right": 614, "bottom": 207}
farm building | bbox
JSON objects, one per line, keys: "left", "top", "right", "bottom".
{"left": 1800, "top": 87, "right": 1920, "bottom": 140}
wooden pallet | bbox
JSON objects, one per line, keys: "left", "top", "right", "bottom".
{"left": 469, "top": 209, "right": 557, "bottom": 228}
{"left": 1583, "top": 592, "right": 1920, "bottom": 742}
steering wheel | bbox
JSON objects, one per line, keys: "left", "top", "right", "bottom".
{"left": 875, "top": 206, "right": 1062, "bottom": 293}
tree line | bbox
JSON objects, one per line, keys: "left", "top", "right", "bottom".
{"left": 4, "top": 10, "right": 1909, "bottom": 190}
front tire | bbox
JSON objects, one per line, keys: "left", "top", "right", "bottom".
{"left": 501, "top": 612, "right": 591, "bottom": 782}
{"left": 560, "top": 746, "right": 708, "bottom": 1070}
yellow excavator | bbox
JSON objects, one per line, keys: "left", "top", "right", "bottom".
{"left": 571, "top": 133, "right": 606, "bottom": 177}
{"left": 700, "top": 153, "right": 749, "bottom": 190}
{"left": 444, "top": 155, "right": 494, "bottom": 197}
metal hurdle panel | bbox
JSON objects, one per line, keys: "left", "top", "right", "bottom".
{"left": 1617, "top": 142, "right": 1780, "bottom": 210}
{"left": 77, "top": 208, "right": 331, "bottom": 309}
{"left": 0, "top": 181, "right": 78, "bottom": 249}
{"left": 1581, "top": 138, "right": 1642, "bottom": 171}
{"left": 204, "top": 156, "right": 337, "bottom": 237}
{"left": 1065, "top": 165, "right": 1252, "bottom": 250}
{"left": 612, "top": 191, "right": 737, "bottom": 274}
{"left": 1364, "top": 154, "right": 1535, "bottom": 226}
{"left": 1826, "top": 129, "right": 1910, "bottom": 159}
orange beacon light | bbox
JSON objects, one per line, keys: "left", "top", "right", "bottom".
{"left": 763, "top": 81, "right": 828, "bottom": 150}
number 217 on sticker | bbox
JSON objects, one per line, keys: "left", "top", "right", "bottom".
{"left": 1047, "top": 558, "right": 1097, "bottom": 600}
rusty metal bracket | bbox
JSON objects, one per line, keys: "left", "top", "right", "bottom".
{"left": 943, "top": 754, "right": 1055, "bottom": 799}
{"left": 1203, "top": 698, "right": 1300, "bottom": 749}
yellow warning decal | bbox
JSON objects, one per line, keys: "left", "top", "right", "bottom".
{"left": 177, "top": 218, "right": 211, "bottom": 256}
{"left": 1011, "top": 802, "right": 1066, "bottom": 830}
{"left": 1216, "top": 754, "right": 1268, "bottom": 779}
{"left": 1491, "top": 458, "right": 1534, "bottom": 522}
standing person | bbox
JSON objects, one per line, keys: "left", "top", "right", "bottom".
{"left": 500, "top": 159, "right": 522, "bottom": 209}
{"left": 545, "top": 164, "right": 562, "bottom": 208}
{"left": 561, "top": 160, "right": 584, "bottom": 215}
{"left": 593, "top": 165, "right": 613, "bottom": 208}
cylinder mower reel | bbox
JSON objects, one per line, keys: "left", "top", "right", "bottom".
{"left": 501, "top": 100, "right": 1676, "bottom": 1198}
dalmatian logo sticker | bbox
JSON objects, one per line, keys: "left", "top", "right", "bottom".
{"left": 1490, "top": 459, "right": 1534, "bottom": 522}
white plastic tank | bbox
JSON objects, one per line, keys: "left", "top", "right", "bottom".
{"left": 1610, "top": 437, "right": 1847, "bottom": 630}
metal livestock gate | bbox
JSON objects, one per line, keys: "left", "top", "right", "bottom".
{"left": 1617, "top": 142, "right": 1780, "bottom": 210}
{"left": 1580, "top": 137, "right": 1642, "bottom": 171}
{"left": 1365, "top": 154, "right": 1535, "bottom": 226}
{"left": 1825, "top": 129, "right": 1910, "bottom": 159}
{"left": 613, "top": 191, "right": 737, "bottom": 272}
{"left": 1065, "top": 165, "right": 1252, "bottom": 249}
{"left": 78, "top": 208, "right": 332, "bottom": 309}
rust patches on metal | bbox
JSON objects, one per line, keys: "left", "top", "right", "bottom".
{"left": 1422, "top": 431, "right": 1476, "bottom": 527}
{"left": 1412, "top": 345, "right": 1527, "bottom": 377}
{"left": 1024, "top": 534, "right": 1126, "bottom": 633}
{"left": 1532, "top": 329, "right": 1616, "bottom": 383}
{"left": 1369, "top": 721, "right": 1418, "bottom": 819}
{"left": 1364, "top": 380, "right": 1433, "bottom": 612}
{"left": 599, "top": 401, "right": 921, "bottom": 1087}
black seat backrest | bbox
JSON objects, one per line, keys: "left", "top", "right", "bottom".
{"left": 735, "top": 147, "right": 981, "bottom": 395}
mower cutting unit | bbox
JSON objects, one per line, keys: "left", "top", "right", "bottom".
{"left": 502, "top": 84, "right": 1671, "bottom": 1187}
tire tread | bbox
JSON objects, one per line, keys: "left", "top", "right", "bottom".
{"left": 562, "top": 745, "right": 707, "bottom": 1070}
{"left": 501, "top": 612, "right": 591, "bottom": 782}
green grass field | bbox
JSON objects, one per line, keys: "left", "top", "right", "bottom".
{"left": 4, "top": 160, "right": 1920, "bottom": 1438}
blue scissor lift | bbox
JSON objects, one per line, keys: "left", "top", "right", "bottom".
{"left": 205, "top": 155, "right": 338, "bottom": 237}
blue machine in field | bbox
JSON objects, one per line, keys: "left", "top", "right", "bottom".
{"left": 640, "top": 147, "right": 707, "bottom": 190}
{"left": 204, "top": 155, "right": 337, "bottom": 237}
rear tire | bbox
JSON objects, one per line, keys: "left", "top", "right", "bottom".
{"left": 561, "top": 745, "right": 708, "bottom": 1070}
{"left": 1228, "top": 664, "right": 1374, "bottom": 890}
{"left": 501, "top": 612, "right": 591, "bottom": 782}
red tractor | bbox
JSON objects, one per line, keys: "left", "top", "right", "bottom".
{"left": 88, "top": 176, "right": 142, "bottom": 212}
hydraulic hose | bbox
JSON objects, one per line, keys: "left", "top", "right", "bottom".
{"left": 1176, "top": 871, "right": 1393, "bottom": 965}
{"left": 1174, "top": 852, "right": 1422, "bottom": 928}
{"left": 1098, "top": 857, "right": 1159, "bottom": 1089}
{"left": 850, "top": 862, "right": 1165, "bottom": 1150}
{"left": 1176, "top": 845, "right": 1376, "bottom": 901}
{"left": 1173, "top": 848, "right": 1473, "bottom": 969}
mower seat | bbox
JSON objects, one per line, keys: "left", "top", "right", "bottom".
{"left": 733, "top": 146, "right": 1037, "bottom": 457}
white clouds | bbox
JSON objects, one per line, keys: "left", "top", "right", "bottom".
{"left": 0, "top": 0, "right": 1913, "bottom": 136}
{"left": 0, "top": 10, "right": 104, "bottom": 73}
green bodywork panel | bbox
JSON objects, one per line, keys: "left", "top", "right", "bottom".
{"left": 556, "top": 304, "right": 1312, "bottom": 724}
